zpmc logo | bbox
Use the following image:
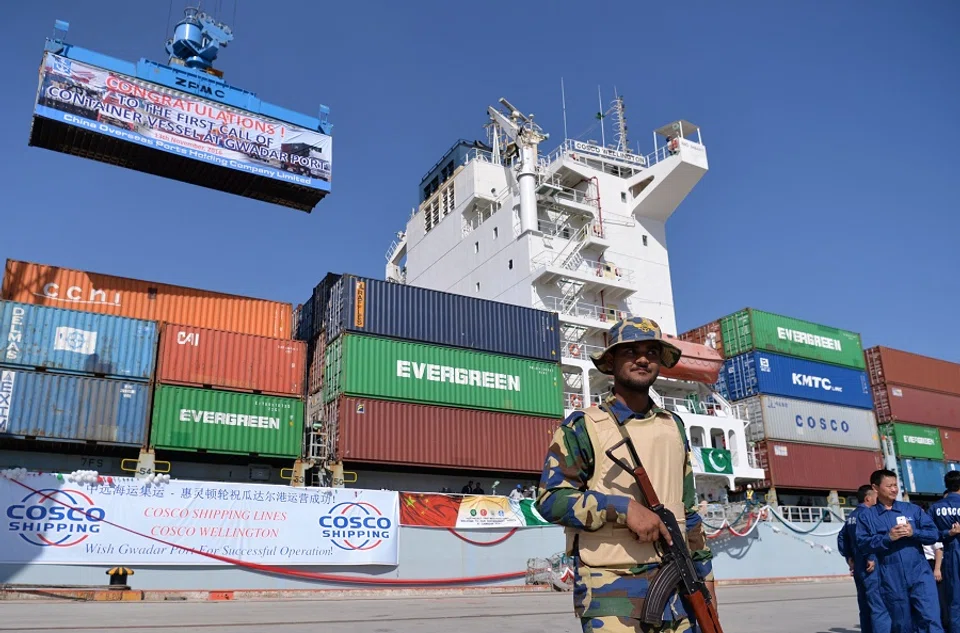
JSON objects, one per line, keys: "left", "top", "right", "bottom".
{"left": 6, "top": 489, "right": 105, "bottom": 547}
{"left": 318, "top": 502, "right": 392, "bottom": 552}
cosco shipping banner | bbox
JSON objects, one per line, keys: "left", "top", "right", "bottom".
{"left": 0, "top": 475, "right": 397, "bottom": 566}
{"left": 34, "top": 53, "right": 332, "bottom": 191}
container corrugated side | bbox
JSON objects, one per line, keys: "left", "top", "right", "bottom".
{"left": 940, "top": 428, "right": 960, "bottom": 462}
{"left": 873, "top": 382, "right": 960, "bottom": 430}
{"left": 679, "top": 320, "right": 724, "bottom": 358}
{"left": 899, "top": 458, "right": 948, "bottom": 495}
{"left": 1, "top": 259, "right": 291, "bottom": 339}
{"left": 761, "top": 441, "right": 882, "bottom": 491}
{"left": 306, "top": 335, "right": 326, "bottom": 397}
{"left": 325, "top": 275, "right": 561, "bottom": 362}
{"left": 0, "top": 369, "right": 148, "bottom": 445}
{"left": 718, "top": 351, "right": 873, "bottom": 409}
{"left": 304, "top": 273, "right": 341, "bottom": 341}
{"left": 738, "top": 394, "right": 880, "bottom": 450}
{"left": 0, "top": 300, "right": 157, "bottom": 380}
{"left": 323, "top": 334, "right": 564, "bottom": 418}
{"left": 865, "top": 346, "right": 960, "bottom": 397}
{"left": 150, "top": 385, "right": 304, "bottom": 458}
{"left": 720, "top": 308, "right": 865, "bottom": 369}
{"left": 156, "top": 324, "right": 306, "bottom": 397}
{"left": 333, "top": 396, "right": 560, "bottom": 472}
{"left": 884, "top": 422, "right": 944, "bottom": 460}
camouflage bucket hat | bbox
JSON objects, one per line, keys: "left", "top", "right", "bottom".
{"left": 590, "top": 317, "right": 682, "bottom": 374}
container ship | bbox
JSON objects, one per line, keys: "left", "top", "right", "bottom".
{"left": 4, "top": 6, "right": 958, "bottom": 593}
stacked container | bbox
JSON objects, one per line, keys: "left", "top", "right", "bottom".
{"left": 866, "top": 346, "right": 960, "bottom": 496}
{"left": 682, "top": 308, "right": 881, "bottom": 493}
{"left": 1, "top": 259, "right": 306, "bottom": 460}
{"left": 0, "top": 301, "right": 156, "bottom": 446}
{"left": 299, "top": 273, "right": 564, "bottom": 474}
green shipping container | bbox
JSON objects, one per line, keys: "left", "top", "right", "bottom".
{"left": 150, "top": 385, "right": 304, "bottom": 458}
{"left": 720, "top": 308, "right": 865, "bottom": 369}
{"left": 884, "top": 422, "right": 945, "bottom": 460}
{"left": 324, "top": 334, "right": 564, "bottom": 418}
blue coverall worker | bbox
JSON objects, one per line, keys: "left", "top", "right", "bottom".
{"left": 857, "top": 469, "right": 944, "bottom": 633}
{"left": 838, "top": 484, "right": 885, "bottom": 633}
{"left": 928, "top": 472, "right": 960, "bottom": 633}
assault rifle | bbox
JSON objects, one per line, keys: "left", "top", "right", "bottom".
{"left": 605, "top": 437, "right": 723, "bottom": 633}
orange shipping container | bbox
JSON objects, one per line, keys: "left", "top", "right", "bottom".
{"left": 2, "top": 259, "right": 291, "bottom": 339}
{"left": 156, "top": 324, "right": 306, "bottom": 397}
{"left": 941, "top": 428, "right": 960, "bottom": 462}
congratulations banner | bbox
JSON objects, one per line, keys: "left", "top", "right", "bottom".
{"left": 0, "top": 474, "right": 397, "bottom": 566}
{"left": 399, "top": 493, "right": 550, "bottom": 529}
{"left": 34, "top": 52, "right": 332, "bottom": 191}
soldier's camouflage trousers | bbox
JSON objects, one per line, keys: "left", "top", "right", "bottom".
{"left": 581, "top": 615, "right": 693, "bottom": 633}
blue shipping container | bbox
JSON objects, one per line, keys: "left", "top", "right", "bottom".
{"left": 899, "top": 458, "right": 948, "bottom": 495}
{"left": 297, "top": 273, "right": 341, "bottom": 342}
{"left": 0, "top": 301, "right": 157, "bottom": 381}
{"left": 0, "top": 369, "right": 149, "bottom": 445}
{"left": 718, "top": 350, "right": 873, "bottom": 409}
{"left": 324, "top": 274, "right": 561, "bottom": 362}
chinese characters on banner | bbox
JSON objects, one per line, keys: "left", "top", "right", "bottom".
{"left": 0, "top": 474, "right": 397, "bottom": 566}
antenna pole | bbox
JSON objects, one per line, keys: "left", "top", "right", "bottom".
{"left": 598, "top": 86, "right": 606, "bottom": 147}
{"left": 561, "top": 78, "right": 569, "bottom": 141}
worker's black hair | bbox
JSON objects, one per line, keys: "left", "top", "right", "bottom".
{"left": 870, "top": 469, "right": 897, "bottom": 487}
{"left": 945, "top": 470, "right": 960, "bottom": 493}
{"left": 856, "top": 484, "right": 874, "bottom": 503}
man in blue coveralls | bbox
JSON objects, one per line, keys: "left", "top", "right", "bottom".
{"left": 857, "top": 469, "right": 944, "bottom": 633}
{"left": 838, "top": 484, "right": 884, "bottom": 633}
{"left": 928, "top": 471, "right": 960, "bottom": 633}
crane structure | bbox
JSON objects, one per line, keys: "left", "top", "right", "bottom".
{"left": 165, "top": 6, "right": 234, "bottom": 74}
{"left": 487, "top": 97, "right": 549, "bottom": 236}
{"left": 28, "top": 5, "right": 333, "bottom": 212}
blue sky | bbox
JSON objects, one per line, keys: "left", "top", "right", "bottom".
{"left": 2, "top": 1, "right": 958, "bottom": 362}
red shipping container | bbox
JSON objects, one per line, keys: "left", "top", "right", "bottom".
{"left": 940, "top": 429, "right": 960, "bottom": 462}
{"left": 306, "top": 336, "right": 326, "bottom": 397}
{"left": 2, "top": 259, "right": 291, "bottom": 339}
{"left": 761, "top": 441, "right": 882, "bottom": 492}
{"left": 333, "top": 396, "right": 560, "bottom": 473}
{"left": 156, "top": 324, "right": 306, "bottom": 397}
{"left": 660, "top": 335, "right": 724, "bottom": 385}
{"left": 866, "top": 346, "right": 960, "bottom": 397}
{"left": 679, "top": 320, "right": 724, "bottom": 358}
{"left": 873, "top": 382, "right": 960, "bottom": 430}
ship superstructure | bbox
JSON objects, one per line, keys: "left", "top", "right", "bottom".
{"left": 386, "top": 95, "right": 765, "bottom": 490}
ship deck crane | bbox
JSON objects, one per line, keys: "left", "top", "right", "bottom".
{"left": 487, "top": 98, "right": 549, "bottom": 236}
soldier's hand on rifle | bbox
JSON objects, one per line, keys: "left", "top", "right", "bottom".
{"left": 626, "top": 499, "right": 672, "bottom": 545}
{"left": 706, "top": 580, "right": 718, "bottom": 607}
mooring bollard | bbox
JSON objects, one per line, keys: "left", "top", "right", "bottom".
{"left": 106, "top": 567, "right": 134, "bottom": 589}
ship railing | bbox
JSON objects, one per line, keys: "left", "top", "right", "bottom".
{"left": 559, "top": 340, "right": 605, "bottom": 361}
{"left": 536, "top": 296, "right": 627, "bottom": 324}
{"left": 531, "top": 253, "right": 636, "bottom": 284}
{"left": 777, "top": 505, "right": 843, "bottom": 523}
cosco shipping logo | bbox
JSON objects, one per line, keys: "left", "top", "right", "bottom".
{"left": 318, "top": 502, "right": 392, "bottom": 552}
{"left": 6, "top": 489, "right": 105, "bottom": 547}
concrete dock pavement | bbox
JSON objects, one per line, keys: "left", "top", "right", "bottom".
{"left": 0, "top": 580, "right": 860, "bottom": 633}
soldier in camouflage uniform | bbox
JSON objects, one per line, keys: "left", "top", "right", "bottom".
{"left": 536, "top": 317, "right": 716, "bottom": 633}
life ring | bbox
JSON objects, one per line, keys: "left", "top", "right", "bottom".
{"left": 569, "top": 394, "right": 583, "bottom": 409}
{"left": 568, "top": 344, "right": 581, "bottom": 357}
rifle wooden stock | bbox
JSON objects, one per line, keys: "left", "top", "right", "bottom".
{"left": 605, "top": 437, "right": 724, "bottom": 633}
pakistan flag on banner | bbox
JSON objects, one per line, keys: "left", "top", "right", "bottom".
{"left": 695, "top": 447, "right": 733, "bottom": 475}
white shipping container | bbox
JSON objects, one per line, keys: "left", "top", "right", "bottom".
{"left": 741, "top": 395, "right": 880, "bottom": 450}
